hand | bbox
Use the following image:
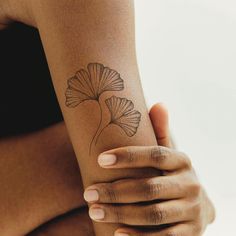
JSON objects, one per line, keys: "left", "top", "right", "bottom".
{"left": 84, "top": 104, "right": 215, "bottom": 236}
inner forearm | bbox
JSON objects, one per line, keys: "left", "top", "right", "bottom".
{"left": 33, "top": 0, "right": 158, "bottom": 180}
{"left": 30, "top": 0, "right": 159, "bottom": 234}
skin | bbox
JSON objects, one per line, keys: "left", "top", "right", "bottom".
{"left": 0, "top": 102, "right": 214, "bottom": 236}
{"left": 28, "top": 207, "right": 94, "bottom": 236}
{"left": 0, "top": 123, "right": 86, "bottom": 235}
{"left": 31, "top": 1, "right": 160, "bottom": 235}
{"left": 0, "top": 1, "right": 215, "bottom": 235}
{"left": 85, "top": 106, "right": 215, "bottom": 236}
{"left": 29, "top": 104, "right": 215, "bottom": 236}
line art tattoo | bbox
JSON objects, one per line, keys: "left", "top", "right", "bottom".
{"left": 65, "top": 63, "right": 141, "bottom": 155}
{"left": 95, "top": 96, "right": 141, "bottom": 144}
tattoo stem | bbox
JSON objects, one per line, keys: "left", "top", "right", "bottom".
{"left": 89, "top": 100, "right": 103, "bottom": 155}
{"left": 94, "top": 123, "right": 110, "bottom": 145}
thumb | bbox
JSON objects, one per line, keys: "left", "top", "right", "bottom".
{"left": 149, "top": 103, "right": 172, "bottom": 147}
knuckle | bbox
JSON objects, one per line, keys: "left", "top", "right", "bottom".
{"left": 146, "top": 205, "right": 167, "bottom": 225}
{"left": 102, "top": 183, "right": 118, "bottom": 202}
{"left": 192, "top": 222, "right": 203, "bottom": 235}
{"left": 190, "top": 182, "right": 202, "bottom": 197}
{"left": 112, "top": 206, "right": 123, "bottom": 223}
{"left": 182, "top": 153, "right": 192, "bottom": 169}
{"left": 150, "top": 146, "right": 170, "bottom": 167}
{"left": 126, "top": 147, "right": 136, "bottom": 163}
{"left": 180, "top": 152, "right": 192, "bottom": 168}
{"left": 192, "top": 202, "right": 202, "bottom": 218}
{"left": 173, "top": 205, "right": 183, "bottom": 218}
{"left": 145, "top": 180, "right": 164, "bottom": 200}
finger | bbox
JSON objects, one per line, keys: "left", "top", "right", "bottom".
{"left": 84, "top": 175, "right": 187, "bottom": 203}
{"left": 149, "top": 103, "right": 172, "bottom": 148}
{"left": 115, "top": 223, "right": 194, "bottom": 236}
{"left": 98, "top": 146, "right": 191, "bottom": 171}
{"left": 88, "top": 200, "right": 194, "bottom": 226}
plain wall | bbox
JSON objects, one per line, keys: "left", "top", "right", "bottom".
{"left": 135, "top": 0, "right": 236, "bottom": 235}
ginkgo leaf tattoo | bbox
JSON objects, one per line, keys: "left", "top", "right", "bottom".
{"left": 65, "top": 63, "right": 124, "bottom": 153}
{"left": 65, "top": 63, "right": 124, "bottom": 107}
{"left": 65, "top": 63, "right": 141, "bottom": 155}
{"left": 94, "top": 96, "right": 141, "bottom": 145}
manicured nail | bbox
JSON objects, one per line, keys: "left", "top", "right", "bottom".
{"left": 84, "top": 189, "right": 99, "bottom": 202}
{"left": 89, "top": 207, "right": 105, "bottom": 220}
{"left": 115, "top": 233, "right": 130, "bottom": 236}
{"left": 98, "top": 154, "right": 117, "bottom": 166}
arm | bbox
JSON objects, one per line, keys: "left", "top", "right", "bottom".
{"left": 85, "top": 103, "right": 216, "bottom": 235}
{"left": 29, "top": 0, "right": 158, "bottom": 235}
{"left": 0, "top": 123, "right": 85, "bottom": 235}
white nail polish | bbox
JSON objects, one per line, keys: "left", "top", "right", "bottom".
{"left": 89, "top": 208, "right": 105, "bottom": 220}
{"left": 98, "top": 154, "right": 117, "bottom": 166}
{"left": 84, "top": 189, "right": 99, "bottom": 202}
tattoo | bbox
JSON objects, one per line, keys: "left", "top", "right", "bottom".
{"left": 65, "top": 63, "right": 141, "bottom": 154}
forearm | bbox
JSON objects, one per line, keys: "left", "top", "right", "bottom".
{"left": 0, "top": 123, "right": 85, "bottom": 235}
{"left": 15, "top": 0, "right": 159, "bottom": 234}
{"left": 1, "top": 1, "right": 159, "bottom": 235}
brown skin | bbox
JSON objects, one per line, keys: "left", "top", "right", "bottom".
{"left": 26, "top": 1, "right": 160, "bottom": 235}
{"left": 0, "top": 1, "right": 215, "bottom": 235}
{"left": 28, "top": 104, "right": 215, "bottom": 236}
{"left": 0, "top": 102, "right": 214, "bottom": 236}
{"left": 0, "top": 123, "right": 86, "bottom": 235}
{"left": 84, "top": 104, "right": 215, "bottom": 236}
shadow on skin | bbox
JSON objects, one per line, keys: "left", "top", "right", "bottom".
{"left": 28, "top": 206, "right": 94, "bottom": 236}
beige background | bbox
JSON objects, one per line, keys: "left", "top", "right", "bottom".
{"left": 135, "top": 0, "right": 236, "bottom": 235}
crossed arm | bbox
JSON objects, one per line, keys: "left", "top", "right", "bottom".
{"left": 24, "top": 1, "right": 158, "bottom": 235}
{"left": 0, "top": 103, "right": 215, "bottom": 236}
{"left": 1, "top": 1, "right": 158, "bottom": 234}
{"left": 0, "top": 0, "right": 215, "bottom": 235}
{"left": 82, "top": 104, "right": 215, "bottom": 235}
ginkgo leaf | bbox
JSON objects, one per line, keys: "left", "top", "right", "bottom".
{"left": 65, "top": 63, "right": 124, "bottom": 107}
{"left": 105, "top": 96, "right": 141, "bottom": 137}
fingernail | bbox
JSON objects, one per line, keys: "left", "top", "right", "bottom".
{"left": 89, "top": 207, "right": 105, "bottom": 220}
{"left": 98, "top": 154, "right": 117, "bottom": 166}
{"left": 115, "top": 233, "right": 130, "bottom": 236}
{"left": 84, "top": 189, "right": 99, "bottom": 202}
